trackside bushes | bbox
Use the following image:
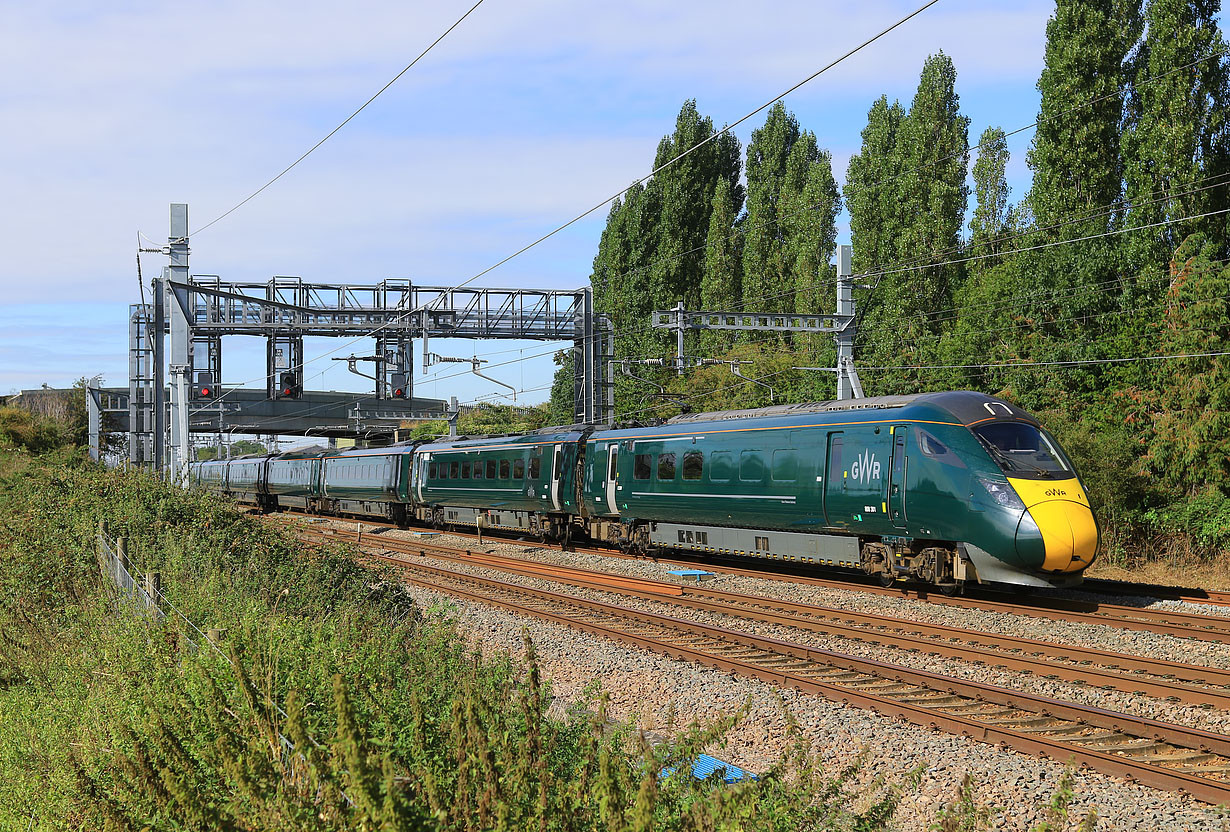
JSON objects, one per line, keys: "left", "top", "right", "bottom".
{"left": 0, "top": 450, "right": 1099, "bottom": 829}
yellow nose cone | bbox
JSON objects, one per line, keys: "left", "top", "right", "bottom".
{"left": 1028, "top": 499, "right": 1099, "bottom": 572}
{"left": 1008, "top": 478, "right": 1099, "bottom": 573}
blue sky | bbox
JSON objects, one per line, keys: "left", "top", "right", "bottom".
{"left": 0, "top": 0, "right": 1057, "bottom": 406}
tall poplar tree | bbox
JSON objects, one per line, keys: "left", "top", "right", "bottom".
{"left": 1122, "top": 0, "right": 1230, "bottom": 272}
{"left": 701, "top": 177, "right": 742, "bottom": 311}
{"left": 649, "top": 101, "right": 743, "bottom": 310}
{"left": 1026, "top": 0, "right": 1141, "bottom": 239}
{"left": 845, "top": 95, "right": 906, "bottom": 277}
{"left": 742, "top": 103, "right": 839, "bottom": 314}
{"left": 968, "top": 126, "right": 1012, "bottom": 266}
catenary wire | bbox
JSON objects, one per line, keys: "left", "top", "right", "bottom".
{"left": 189, "top": 0, "right": 487, "bottom": 238}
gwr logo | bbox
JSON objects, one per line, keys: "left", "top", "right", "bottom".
{"left": 850, "top": 450, "right": 881, "bottom": 485}
{"left": 1045, "top": 487, "right": 1068, "bottom": 497}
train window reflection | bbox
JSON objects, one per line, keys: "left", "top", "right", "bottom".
{"left": 513, "top": 459, "right": 525, "bottom": 479}
{"left": 634, "top": 454, "right": 651, "bottom": 480}
{"left": 529, "top": 457, "right": 541, "bottom": 479}
{"left": 486, "top": 460, "right": 497, "bottom": 479}
{"left": 682, "top": 451, "right": 703, "bottom": 480}
{"left": 710, "top": 452, "right": 733, "bottom": 482}
{"left": 973, "top": 422, "right": 1071, "bottom": 478}
{"left": 500, "top": 459, "right": 510, "bottom": 479}
{"left": 658, "top": 453, "right": 676, "bottom": 480}
{"left": 740, "top": 451, "right": 765, "bottom": 482}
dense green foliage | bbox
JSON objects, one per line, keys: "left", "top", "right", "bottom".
{"left": 2, "top": 449, "right": 1072, "bottom": 829}
{"left": 546, "top": 1, "right": 1230, "bottom": 559}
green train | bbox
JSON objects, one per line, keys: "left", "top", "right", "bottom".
{"left": 189, "top": 391, "right": 1098, "bottom": 591}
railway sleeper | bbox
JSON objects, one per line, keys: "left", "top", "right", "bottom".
{"left": 1154, "top": 752, "right": 1219, "bottom": 765}
{"left": 981, "top": 715, "right": 1066, "bottom": 729}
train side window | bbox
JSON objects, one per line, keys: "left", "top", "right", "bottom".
{"left": 634, "top": 453, "right": 651, "bottom": 480}
{"left": 472, "top": 462, "right": 482, "bottom": 480}
{"left": 771, "top": 450, "right": 798, "bottom": 482}
{"left": 513, "top": 459, "right": 525, "bottom": 479}
{"left": 657, "top": 453, "right": 676, "bottom": 480}
{"left": 449, "top": 461, "right": 459, "bottom": 479}
{"left": 682, "top": 451, "right": 703, "bottom": 480}
{"left": 740, "top": 451, "right": 765, "bottom": 482}
{"left": 710, "top": 452, "right": 733, "bottom": 482}
{"left": 529, "top": 456, "right": 541, "bottom": 479}
{"left": 917, "top": 430, "right": 966, "bottom": 468}
{"left": 461, "top": 462, "right": 471, "bottom": 479}
{"left": 500, "top": 459, "right": 510, "bottom": 479}
{"left": 486, "top": 460, "right": 497, "bottom": 478}
{"left": 609, "top": 449, "right": 618, "bottom": 479}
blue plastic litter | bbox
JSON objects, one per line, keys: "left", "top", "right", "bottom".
{"left": 661, "top": 754, "right": 756, "bottom": 783}
{"left": 666, "top": 569, "right": 712, "bottom": 579}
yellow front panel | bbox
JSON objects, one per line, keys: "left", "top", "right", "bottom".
{"left": 1008, "top": 476, "right": 1098, "bottom": 573}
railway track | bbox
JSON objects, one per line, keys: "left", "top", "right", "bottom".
{"left": 298, "top": 525, "right": 1230, "bottom": 710}
{"left": 280, "top": 510, "right": 1230, "bottom": 643}
{"left": 317, "top": 534, "right": 1230, "bottom": 805}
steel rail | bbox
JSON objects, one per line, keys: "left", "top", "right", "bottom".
{"left": 373, "top": 554, "right": 1230, "bottom": 805}
{"left": 273, "top": 511, "right": 1230, "bottom": 640}
{"left": 300, "top": 527, "right": 1230, "bottom": 709}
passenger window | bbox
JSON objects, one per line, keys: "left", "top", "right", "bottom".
{"left": 449, "top": 461, "right": 459, "bottom": 479}
{"left": 461, "top": 462, "right": 471, "bottom": 479}
{"left": 634, "top": 453, "right": 652, "bottom": 480}
{"left": 486, "top": 460, "right": 497, "bottom": 478}
{"left": 740, "top": 451, "right": 765, "bottom": 482}
{"left": 657, "top": 453, "right": 676, "bottom": 480}
{"left": 710, "top": 452, "right": 733, "bottom": 482}
{"left": 514, "top": 459, "right": 525, "bottom": 479}
{"left": 682, "top": 451, "right": 703, "bottom": 480}
{"left": 500, "top": 459, "right": 510, "bottom": 479}
{"left": 771, "top": 450, "right": 797, "bottom": 482}
{"left": 529, "top": 456, "right": 541, "bottom": 479}
{"left": 472, "top": 462, "right": 482, "bottom": 480}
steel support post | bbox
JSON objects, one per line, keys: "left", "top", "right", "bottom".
{"left": 152, "top": 279, "right": 166, "bottom": 471}
{"left": 835, "top": 245, "right": 863, "bottom": 400}
{"left": 87, "top": 376, "right": 101, "bottom": 462}
{"left": 167, "top": 204, "right": 191, "bottom": 481}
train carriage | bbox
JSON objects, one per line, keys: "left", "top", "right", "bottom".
{"left": 265, "top": 446, "right": 332, "bottom": 510}
{"left": 584, "top": 392, "right": 1096, "bottom": 589}
{"left": 414, "top": 429, "right": 586, "bottom": 539}
{"left": 225, "top": 457, "right": 266, "bottom": 506}
{"left": 319, "top": 444, "right": 415, "bottom": 524}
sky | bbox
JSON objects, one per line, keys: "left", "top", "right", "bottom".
{"left": 0, "top": 0, "right": 1059, "bottom": 411}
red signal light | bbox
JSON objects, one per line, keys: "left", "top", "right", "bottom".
{"left": 200, "top": 386, "right": 212, "bottom": 398}
{"left": 393, "top": 387, "right": 404, "bottom": 398}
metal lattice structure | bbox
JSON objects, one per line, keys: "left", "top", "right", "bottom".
{"left": 133, "top": 204, "right": 615, "bottom": 477}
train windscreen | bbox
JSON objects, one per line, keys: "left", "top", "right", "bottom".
{"left": 972, "top": 422, "right": 1072, "bottom": 479}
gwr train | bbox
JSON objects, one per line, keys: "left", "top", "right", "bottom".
{"left": 188, "top": 391, "right": 1099, "bottom": 591}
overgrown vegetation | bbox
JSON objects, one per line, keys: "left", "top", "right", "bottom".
{"left": 549, "top": 0, "right": 1230, "bottom": 565}
{"left": 5, "top": 449, "right": 997, "bottom": 829}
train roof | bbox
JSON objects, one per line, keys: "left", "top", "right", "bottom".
{"left": 594, "top": 391, "right": 1040, "bottom": 435}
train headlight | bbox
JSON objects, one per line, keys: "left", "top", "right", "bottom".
{"left": 976, "top": 477, "right": 1024, "bottom": 511}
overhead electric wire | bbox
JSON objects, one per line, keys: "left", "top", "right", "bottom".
{"left": 191, "top": 0, "right": 943, "bottom": 419}
{"left": 189, "top": 0, "right": 487, "bottom": 238}
{"left": 187, "top": 15, "right": 1230, "bottom": 425}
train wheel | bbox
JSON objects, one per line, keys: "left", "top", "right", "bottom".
{"left": 938, "top": 583, "right": 961, "bottom": 597}
{"left": 878, "top": 572, "right": 896, "bottom": 587}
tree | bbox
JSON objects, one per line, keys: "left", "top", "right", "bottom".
{"left": 1141, "top": 235, "right": 1230, "bottom": 495}
{"left": 648, "top": 101, "right": 743, "bottom": 311}
{"left": 700, "top": 176, "right": 741, "bottom": 311}
{"left": 741, "top": 103, "right": 839, "bottom": 315}
{"left": 1026, "top": 0, "right": 1142, "bottom": 238}
{"left": 845, "top": 95, "right": 906, "bottom": 278}
{"left": 968, "top": 126, "right": 1012, "bottom": 267}
{"left": 1122, "top": 0, "right": 1230, "bottom": 273}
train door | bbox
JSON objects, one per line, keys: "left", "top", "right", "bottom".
{"left": 823, "top": 432, "right": 845, "bottom": 526}
{"left": 416, "top": 454, "right": 427, "bottom": 503}
{"left": 889, "top": 426, "right": 908, "bottom": 529}
{"left": 550, "top": 443, "right": 563, "bottom": 511}
{"left": 606, "top": 444, "right": 619, "bottom": 516}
